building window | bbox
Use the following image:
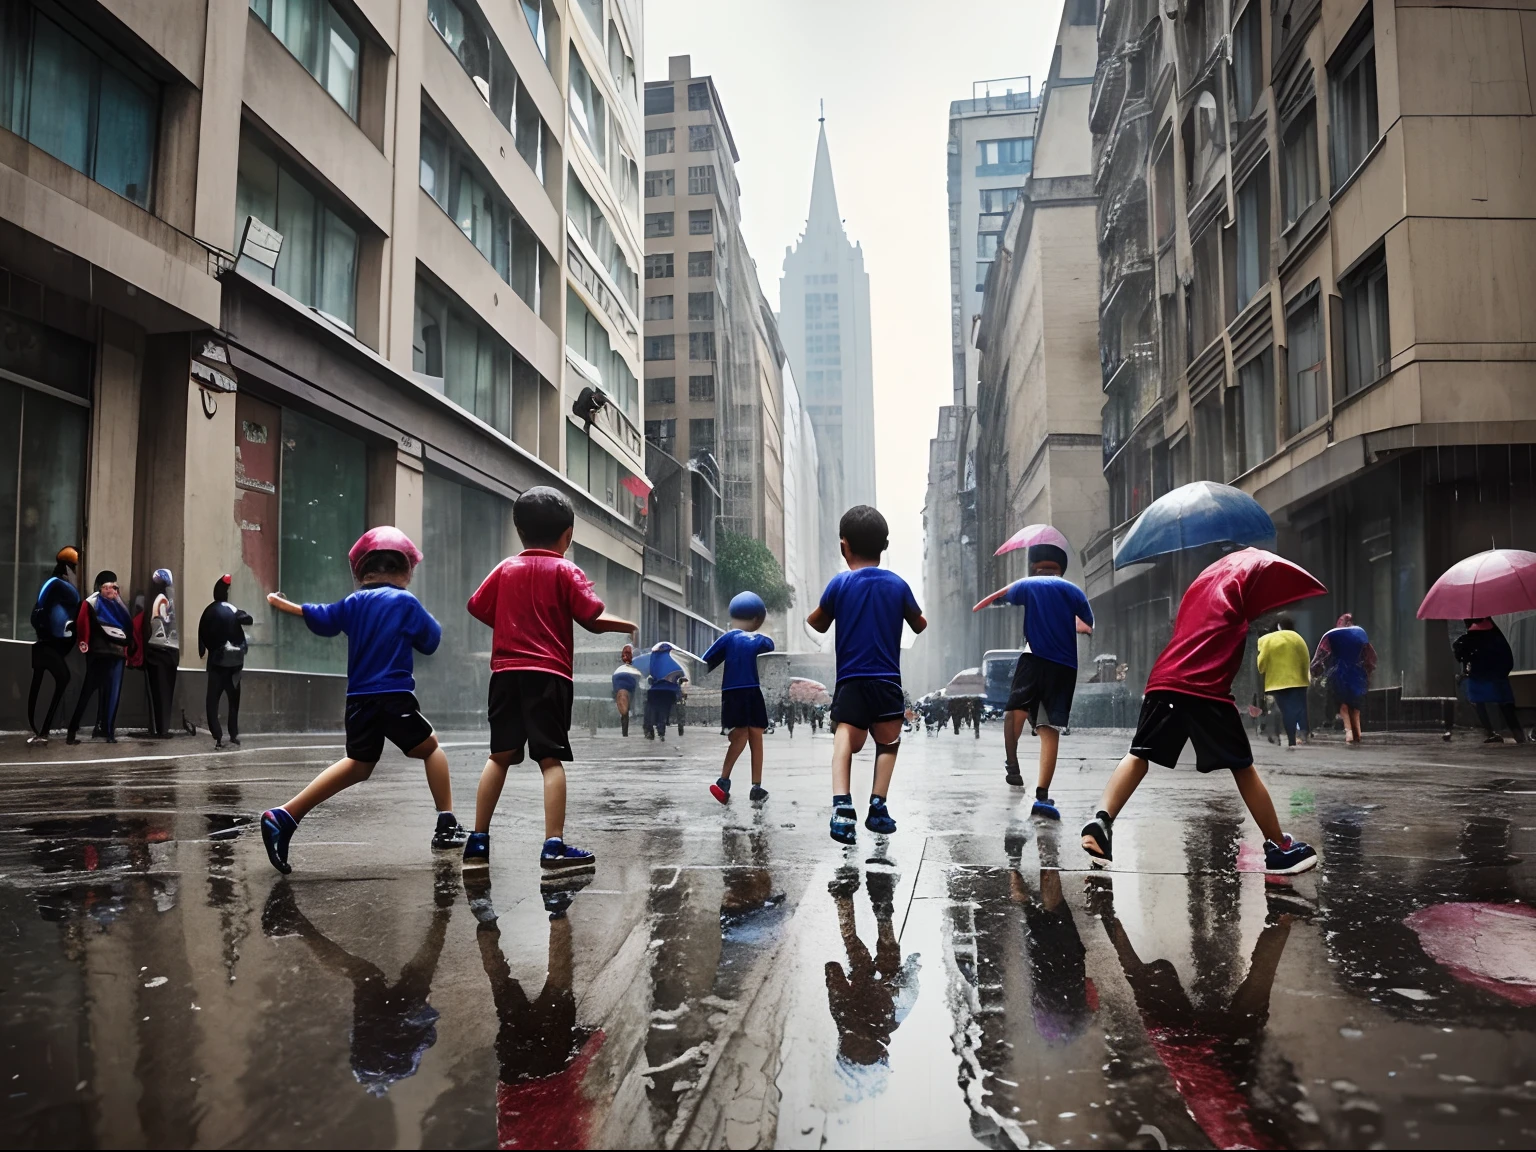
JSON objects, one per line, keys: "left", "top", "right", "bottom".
{"left": 687, "top": 165, "right": 716, "bottom": 195}
{"left": 644, "top": 294, "right": 673, "bottom": 320}
{"left": 251, "top": 0, "right": 360, "bottom": 119}
{"left": 520, "top": 0, "right": 548, "bottom": 62}
{"left": 1340, "top": 247, "right": 1389, "bottom": 397}
{"left": 645, "top": 128, "right": 674, "bottom": 155}
{"left": 688, "top": 209, "right": 713, "bottom": 235}
{"left": 688, "top": 124, "right": 715, "bottom": 152}
{"left": 0, "top": 5, "right": 158, "bottom": 208}
{"left": 1233, "top": 347, "right": 1276, "bottom": 474}
{"left": 689, "top": 417, "right": 715, "bottom": 454}
{"left": 648, "top": 377, "right": 675, "bottom": 404}
{"left": 566, "top": 423, "right": 644, "bottom": 527}
{"left": 606, "top": 20, "right": 634, "bottom": 100}
{"left": 1189, "top": 225, "right": 1221, "bottom": 354}
{"left": 979, "top": 187, "right": 1020, "bottom": 214}
{"left": 414, "top": 277, "right": 533, "bottom": 435}
{"left": 1193, "top": 391, "right": 1225, "bottom": 481}
{"left": 1281, "top": 103, "right": 1318, "bottom": 227}
{"left": 688, "top": 250, "right": 713, "bottom": 278}
{"left": 574, "top": 0, "right": 601, "bottom": 37}
{"left": 1153, "top": 141, "right": 1175, "bottom": 246}
{"left": 1231, "top": 3, "right": 1262, "bottom": 121}
{"left": 688, "top": 374, "right": 715, "bottom": 400}
{"left": 645, "top": 334, "right": 675, "bottom": 360}
{"left": 978, "top": 137, "right": 1032, "bottom": 172}
{"left": 1285, "top": 290, "right": 1326, "bottom": 433}
{"left": 567, "top": 172, "right": 638, "bottom": 310}
{"left": 688, "top": 331, "right": 716, "bottom": 361}
{"left": 644, "top": 168, "right": 674, "bottom": 197}
{"left": 236, "top": 135, "right": 359, "bottom": 330}
{"left": 646, "top": 417, "right": 676, "bottom": 445}
{"left": 977, "top": 232, "right": 1001, "bottom": 260}
{"left": 645, "top": 84, "right": 674, "bottom": 115}
{"left": 645, "top": 253, "right": 673, "bottom": 279}
{"left": 687, "top": 292, "right": 714, "bottom": 322}
{"left": 645, "top": 211, "right": 675, "bottom": 238}
{"left": 687, "top": 81, "right": 710, "bottom": 111}
{"left": 1234, "top": 160, "right": 1269, "bottom": 310}
{"left": 566, "top": 287, "right": 638, "bottom": 417}
{"left": 568, "top": 47, "right": 606, "bottom": 161}
{"left": 1329, "top": 22, "right": 1378, "bottom": 189}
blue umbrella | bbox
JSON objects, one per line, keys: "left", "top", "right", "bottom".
{"left": 1113, "top": 481, "right": 1275, "bottom": 569}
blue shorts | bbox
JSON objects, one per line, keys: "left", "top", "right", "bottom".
{"left": 721, "top": 687, "right": 769, "bottom": 730}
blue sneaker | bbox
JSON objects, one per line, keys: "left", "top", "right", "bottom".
{"left": 1031, "top": 797, "right": 1061, "bottom": 821}
{"left": 749, "top": 784, "right": 769, "bottom": 802}
{"left": 260, "top": 808, "right": 297, "bottom": 875}
{"left": 830, "top": 804, "right": 858, "bottom": 844}
{"left": 1263, "top": 835, "right": 1318, "bottom": 876}
{"left": 541, "top": 837, "right": 596, "bottom": 872}
{"left": 865, "top": 800, "right": 897, "bottom": 836}
{"left": 462, "top": 831, "right": 490, "bottom": 873}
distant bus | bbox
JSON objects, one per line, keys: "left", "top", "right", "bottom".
{"left": 982, "top": 649, "right": 1024, "bottom": 709}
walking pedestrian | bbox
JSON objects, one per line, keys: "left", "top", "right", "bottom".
{"left": 143, "top": 568, "right": 179, "bottom": 738}
{"left": 611, "top": 644, "right": 641, "bottom": 736}
{"left": 1453, "top": 617, "right": 1528, "bottom": 744}
{"left": 643, "top": 643, "right": 684, "bottom": 740}
{"left": 704, "top": 591, "right": 775, "bottom": 806}
{"left": 27, "top": 546, "right": 80, "bottom": 744}
{"left": 199, "top": 574, "right": 253, "bottom": 748}
{"left": 65, "top": 571, "right": 133, "bottom": 744}
{"left": 1312, "top": 613, "right": 1375, "bottom": 744}
{"left": 1256, "top": 615, "right": 1311, "bottom": 747}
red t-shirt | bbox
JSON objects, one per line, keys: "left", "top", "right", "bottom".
{"left": 467, "top": 550, "right": 605, "bottom": 679}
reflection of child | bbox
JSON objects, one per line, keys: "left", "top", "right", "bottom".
{"left": 824, "top": 866, "right": 920, "bottom": 1067}
{"left": 1009, "top": 866, "right": 1094, "bottom": 1044}
{"left": 705, "top": 591, "right": 775, "bottom": 805}
{"left": 260, "top": 528, "right": 464, "bottom": 874}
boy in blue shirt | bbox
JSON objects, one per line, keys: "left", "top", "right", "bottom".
{"left": 974, "top": 543, "right": 1093, "bottom": 820}
{"left": 807, "top": 506, "right": 927, "bottom": 844}
{"left": 704, "top": 591, "right": 776, "bottom": 805}
{"left": 258, "top": 527, "right": 466, "bottom": 874}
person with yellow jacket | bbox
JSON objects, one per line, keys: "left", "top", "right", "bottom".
{"left": 1256, "top": 615, "right": 1311, "bottom": 747}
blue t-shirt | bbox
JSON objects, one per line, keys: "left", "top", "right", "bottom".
{"left": 1001, "top": 576, "right": 1093, "bottom": 670}
{"left": 819, "top": 567, "right": 920, "bottom": 684}
{"left": 302, "top": 584, "right": 442, "bottom": 696}
{"left": 703, "top": 629, "right": 775, "bottom": 691}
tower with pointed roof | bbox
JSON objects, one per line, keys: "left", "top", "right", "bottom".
{"left": 779, "top": 113, "right": 877, "bottom": 555}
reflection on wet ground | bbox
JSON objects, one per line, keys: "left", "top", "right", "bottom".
{"left": 2, "top": 730, "right": 1535, "bottom": 1147}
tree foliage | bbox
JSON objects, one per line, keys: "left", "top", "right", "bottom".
{"left": 714, "top": 529, "right": 795, "bottom": 613}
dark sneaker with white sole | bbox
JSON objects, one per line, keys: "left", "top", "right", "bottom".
{"left": 830, "top": 804, "right": 858, "bottom": 845}
{"left": 1081, "top": 811, "right": 1113, "bottom": 868}
{"left": 1263, "top": 834, "right": 1318, "bottom": 875}
{"left": 260, "top": 808, "right": 298, "bottom": 875}
{"left": 540, "top": 837, "right": 596, "bottom": 872}
{"left": 461, "top": 831, "right": 490, "bottom": 872}
{"left": 1031, "top": 796, "right": 1061, "bottom": 820}
{"left": 430, "top": 813, "right": 468, "bottom": 851}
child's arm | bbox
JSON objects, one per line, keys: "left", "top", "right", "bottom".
{"left": 806, "top": 605, "right": 832, "bottom": 633}
{"left": 581, "top": 611, "right": 639, "bottom": 640}
{"left": 1076, "top": 617, "right": 1093, "bottom": 634}
{"left": 905, "top": 605, "right": 928, "bottom": 635}
{"left": 972, "top": 583, "right": 1015, "bottom": 612}
{"left": 267, "top": 593, "right": 305, "bottom": 618}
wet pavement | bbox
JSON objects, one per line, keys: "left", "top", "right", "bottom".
{"left": 2, "top": 723, "right": 1535, "bottom": 1148}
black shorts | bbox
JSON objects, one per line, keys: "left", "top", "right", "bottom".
{"left": 345, "top": 692, "right": 434, "bottom": 762}
{"left": 830, "top": 678, "right": 905, "bottom": 731}
{"left": 1129, "top": 690, "right": 1253, "bottom": 773}
{"left": 488, "top": 670, "right": 574, "bottom": 762}
{"left": 720, "top": 687, "right": 769, "bottom": 731}
{"left": 1006, "top": 653, "right": 1077, "bottom": 730}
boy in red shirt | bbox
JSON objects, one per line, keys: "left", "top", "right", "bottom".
{"left": 462, "top": 487, "right": 637, "bottom": 875}
{"left": 1079, "top": 549, "right": 1323, "bottom": 876}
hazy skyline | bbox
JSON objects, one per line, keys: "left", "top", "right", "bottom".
{"left": 642, "top": 0, "right": 1063, "bottom": 601}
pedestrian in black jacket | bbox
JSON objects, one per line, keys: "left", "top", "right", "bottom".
{"left": 199, "top": 574, "right": 253, "bottom": 748}
{"left": 1453, "top": 618, "right": 1527, "bottom": 744}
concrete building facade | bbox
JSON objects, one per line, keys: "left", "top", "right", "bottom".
{"left": 1087, "top": 0, "right": 1536, "bottom": 697}
{"left": 0, "top": 0, "right": 650, "bottom": 730}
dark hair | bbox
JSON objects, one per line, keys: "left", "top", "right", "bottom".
{"left": 515, "top": 486, "right": 575, "bottom": 548}
{"left": 94, "top": 570, "right": 118, "bottom": 590}
{"left": 839, "top": 505, "right": 888, "bottom": 560}
{"left": 1278, "top": 615, "right": 1295, "bottom": 630}
{"left": 356, "top": 550, "right": 411, "bottom": 580}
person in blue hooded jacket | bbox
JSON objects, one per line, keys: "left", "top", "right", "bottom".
{"left": 643, "top": 642, "right": 685, "bottom": 741}
{"left": 1311, "top": 614, "right": 1376, "bottom": 744}
{"left": 26, "top": 546, "right": 80, "bottom": 744}
{"left": 65, "top": 571, "right": 134, "bottom": 744}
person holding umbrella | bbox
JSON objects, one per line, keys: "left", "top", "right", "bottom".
{"left": 1311, "top": 614, "right": 1376, "bottom": 744}
{"left": 644, "top": 642, "right": 685, "bottom": 740}
{"left": 1453, "top": 618, "right": 1527, "bottom": 744}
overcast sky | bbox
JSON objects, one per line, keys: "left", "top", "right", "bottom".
{"left": 641, "top": 0, "right": 1063, "bottom": 598}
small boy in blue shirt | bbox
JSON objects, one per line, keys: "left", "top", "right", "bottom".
{"left": 704, "top": 591, "right": 776, "bottom": 805}
{"left": 807, "top": 506, "right": 927, "bottom": 844}
{"left": 258, "top": 527, "right": 465, "bottom": 874}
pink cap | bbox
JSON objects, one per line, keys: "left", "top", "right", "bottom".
{"left": 348, "top": 526, "right": 424, "bottom": 576}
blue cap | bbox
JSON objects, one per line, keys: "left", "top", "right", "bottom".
{"left": 729, "top": 591, "right": 766, "bottom": 620}
{"left": 152, "top": 568, "right": 174, "bottom": 586}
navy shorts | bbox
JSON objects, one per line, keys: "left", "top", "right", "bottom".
{"left": 488, "top": 670, "right": 573, "bottom": 762}
{"left": 1130, "top": 690, "right": 1252, "bottom": 773}
{"left": 1006, "top": 653, "right": 1077, "bottom": 730}
{"left": 345, "top": 692, "right": 434, "bottom": 762}
{"left": 721, "top": 687, "right": 769, "bottom": 730}
{"left": 830, "top": 677, "right": 905, "bottom": 731}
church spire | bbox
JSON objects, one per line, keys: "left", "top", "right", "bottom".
{"left": 807, "top": 109, "right": 842, "bottom": 235}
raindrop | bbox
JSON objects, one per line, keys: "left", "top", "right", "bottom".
{"left": 1339, "top": 1027, "right": 1364, "bottom": 1039}
{"left": 1331, "top": 1079, "right": 1360, "bottom": 1094}
{"left": 1390, "top": 987, "right": 1434, "bottom": 1001}
{"left": 75, "top": 1081, "right": 86, "bottom": 1092}
{"left": 1059, "top": 1112, "right": 1077, "bottom": 1119}
{"left": 144, "top": 976, "right": 167, "bottom": 988}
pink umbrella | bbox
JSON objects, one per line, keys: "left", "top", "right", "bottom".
{"left": 1417, "top": 549, "right": 1536, "bottom": 620}
{"left": 994, "top": 523, "right": 1069, "bottom": 557}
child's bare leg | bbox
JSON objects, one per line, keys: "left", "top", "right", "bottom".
{"left": 539, "top": 758, "right": 566, "bottom": 840}
{"left": 1097, "top": 753, "right": 1148, "bottom": 817}
{"left": 473, "top": 752, "right": 516, "bottom": 833}
{"left": 1037, "top": 726, "right": 1061, "bottom": 793}
{"left": 1231, "top": 764, "right": 1284, "bottom": 842}
{"left": 721, "top": 728, "right": 749, "bottom": 778}
{"left": 1349, "top": 707, "right": 1363, "bottom": 741}
{"left": 283, "top": 757, "right": 377, "bottom": 820}
{"left": 409, "top": 736, "right": 453, "bottom": 812}
{"left": 831, "top": 724, "right": 866, "bottom": 795}
{"left": 1003, "top": 709, "right": 1026, "bottom": 767}
{"left": 870, "top": 718, "right": 903, "bottom": 796}
{"left": 1338, "top": 703, "right": 1353, "bottom": 740}
{"left": 748, "top": 728, "right": 765, "bottom": 785}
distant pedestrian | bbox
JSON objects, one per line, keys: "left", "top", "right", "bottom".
{"left": 1256, "top": 615, "right": 1310, "bottom": 747}
{"left": 704, "top": 591, "right": 775, "bottom": 806}
{"left": 65, "top": 571, "right": 133, "bottom": 744}
{"left": 611, "top": 644, "right": 641, "bottom": 737}
{"left": 26, "top": 546, "right": 80, "bottom": 744}
{"left": 1312, "top": 613, "right": 1375, "bottom": 744}
{"left": 199, "top": 574, "right": 253, "bottom": 748}
{"left": 1453, "top": 617, "right": 1527, "bottom": 744}
{"left": 258, "top": 527, "right": 467, "bottom": 874}
{"left": 143, "top": 568, "right": 179, "bottom": 738}
{"left": 643, "top": 642, "right": 685, "bottom": 740}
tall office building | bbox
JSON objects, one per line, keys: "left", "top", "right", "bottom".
{"left": 779, "top": 116, "right": 876, "bottom": 549}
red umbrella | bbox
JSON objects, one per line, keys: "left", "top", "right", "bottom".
{"left": 1192, "top": 548, "right": 1327, "bottom": 620}
{"left": 994, "top": 523, "right": 1069, "bottom": 557}
{"left": 788, "top": 677, "right": 830, "bottom": 705}
{"left": 1417, "top": 549, "right": 1536, "bottom": 620}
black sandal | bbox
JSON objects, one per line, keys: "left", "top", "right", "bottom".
{"left": 1081, "top": 811, "right": 1113, "bottom": 867}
